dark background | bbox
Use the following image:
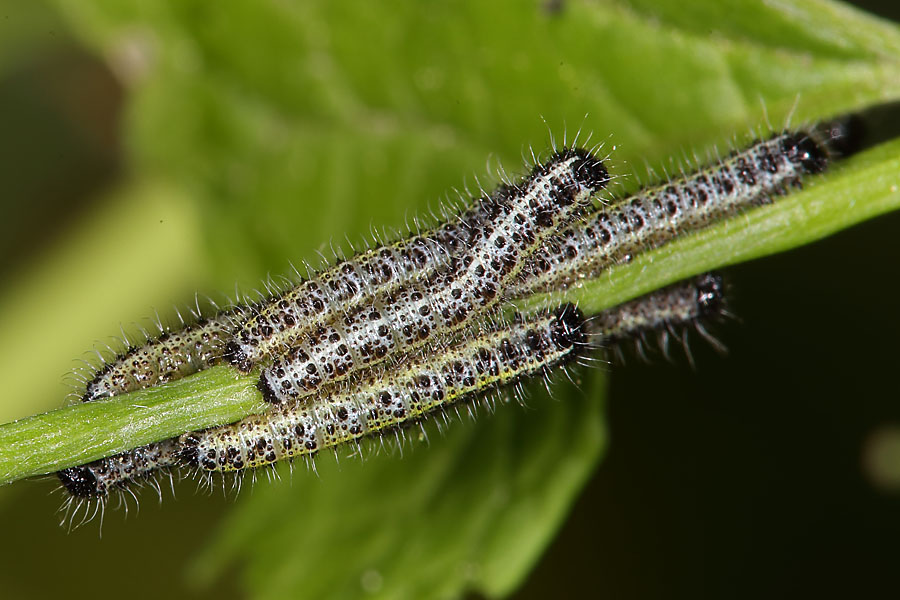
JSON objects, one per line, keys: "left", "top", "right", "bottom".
{"left": 0, "top": 1, "right": 898, "bottom": 599}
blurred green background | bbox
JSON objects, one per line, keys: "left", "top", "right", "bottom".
{"left": 1, "top": 1, "right": 899, "bottom": 598}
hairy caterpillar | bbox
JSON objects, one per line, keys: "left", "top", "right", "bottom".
{"left": 510, "top": 121, "right": 857, "bottom": 297}
{"left": 57, "top": 274, "right": 726, "bottom": 500}
{"left": 596, "top": 272, "right": 728, "bottom": 364}
{"left": 58, "top": 307, "right": 587, "bottom": 499}
{"left": 57, "top": 438, "right": 181, "bottom": 502}
{"left": 592, "top": 273, "right": 724, "bottom": 342}
{"left": 186, "top": 273, "right": 729, "bottom": 474}
{"left": 256, "top": 148, "right": 608, "bottom": 402}
{"left": 228, "top": 147, "right": 608, "bottom": 376}
{"left": 185, "top": 305, "right": 587, "bottom": 471}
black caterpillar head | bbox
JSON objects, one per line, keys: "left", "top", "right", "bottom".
{"left": 257, "top": 373, "right": 283, "bottom": 404}
{"left": 57, "top": 466, "right": 103, "bottom": 498}
{"left": 551, "top": 303, "right": 587, "bottom": 349}
{"left": 561, "top": 147, "right": 610, "bottom": 192}
{"left": 223, "top": 340, "right": 252, "bottom": 373}
{"left": 781, "top": 132, "right": 829, "bottom": 175}
{"left": 694, "top": 272, "right": 725, "bottom": 318}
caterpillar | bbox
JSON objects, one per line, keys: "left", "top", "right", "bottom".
{"left": 187, "top": 274, "right": 729, "bottom": 474}
{"left": 595, "top": 272, "right": 728, "bottom": 364}
{"left": 184, "top": 305, "right": 587, "bottom": 471}
{"left": 509, "top": 121, "right": 858, "bottom": 297}
{"left": 57, "top": 306, "right": 586, "bottom": 499}
{"left": 57, "top": 438, "right": 181, "bottom": 502}
{"left": 255, "top": 148, "right": 608, "bottom": 402}
{"left": 57, "top": 273, "right": 726, "bottom": 500}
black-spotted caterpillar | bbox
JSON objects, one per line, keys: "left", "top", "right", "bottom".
{"left": 77, "top": 122, "right": 853, "bottom": 404}
{"left": 186, "top": 273, "right": 728, "bottom": 474}
{"left": 227, "top": 200, "right": 492, "bottom": 368}
{"left": 511, "top": 123, "right": 858, "bottom": 297}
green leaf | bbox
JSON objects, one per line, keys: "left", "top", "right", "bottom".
{"left": 20, "top": 0, "right": 900, "bottom": 598}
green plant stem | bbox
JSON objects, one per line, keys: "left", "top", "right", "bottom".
{"left": 0, "top": 138, "right": 898, "bottom": 488}
{"left": 0, "top": 365, "right": 267, "bottom": 485}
